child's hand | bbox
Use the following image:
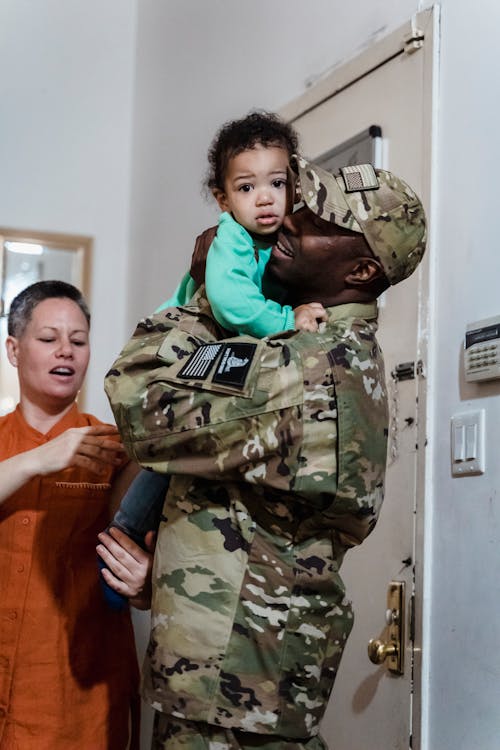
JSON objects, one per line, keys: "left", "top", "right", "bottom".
{"left": 294, "top": 302, "right": 327, "bottom": 332}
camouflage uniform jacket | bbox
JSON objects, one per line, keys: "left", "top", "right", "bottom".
{"left": 105, "top": 291, "right": 388, "bottom": 739}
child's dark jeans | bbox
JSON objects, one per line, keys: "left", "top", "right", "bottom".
{"left": 99, "top": 469, "right": 169, "bottom": 610}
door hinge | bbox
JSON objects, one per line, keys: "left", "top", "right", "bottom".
{"left": 391, "top": 360, "right": 424, "bottom": 382}
{"left": 403, "top": 29, "right": 424, "bottom": 55}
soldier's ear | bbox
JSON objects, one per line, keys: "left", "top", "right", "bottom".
{"left": 345, "top": 258, "right": 385, "bottom": 286}
{"left": 212, "top": 188, "right": 229, "bottom": 213}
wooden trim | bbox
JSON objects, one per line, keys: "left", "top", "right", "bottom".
{"left": 0, "top": 227, "right": 93, "bottom": 411}
{"left": 0, "top": 227, "right": 92, "bottom": 303}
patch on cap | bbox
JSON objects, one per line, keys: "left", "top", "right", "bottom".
{"left": 340, "top": 164, "right": 379, "bottom": 193}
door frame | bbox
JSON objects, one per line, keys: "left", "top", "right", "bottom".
{"left": 280, "top": 8, "right": 438, "bottom": 748}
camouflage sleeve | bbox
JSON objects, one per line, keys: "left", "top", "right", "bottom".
{"left": 105, "top": 304, "right": 312, "bottom": 496}
{"left": 105, "top": 299, "right": 387, "bottom": 514}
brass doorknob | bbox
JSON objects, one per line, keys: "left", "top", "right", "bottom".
{"left": 367, "top": 638, "right": 398, "bottom": 665}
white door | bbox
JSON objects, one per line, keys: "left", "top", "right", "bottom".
{"left": 281, "top": 10, "right": 435, "bottom": 750}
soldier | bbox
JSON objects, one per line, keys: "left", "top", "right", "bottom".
{"left": 105, "top": 157, "right": 426, "bottom": 750}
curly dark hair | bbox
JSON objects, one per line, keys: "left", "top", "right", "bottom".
{"left": 206, "top": 110, "right": 299, "bottom": 193}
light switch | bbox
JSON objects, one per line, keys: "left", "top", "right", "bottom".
{"left": 453, "top": 424, "right": 465, "bottom": 462}
{"left": 451, "top": 410, "right": 485, "bottom": 476}
{"left": 465, "top": 423, "right": 477, "bottom": 460}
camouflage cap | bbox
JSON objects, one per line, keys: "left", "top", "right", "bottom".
{"left": 291, "top": 155, "right": 427, "bottom": 285}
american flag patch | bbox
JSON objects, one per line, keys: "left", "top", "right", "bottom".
{"left": 340, "top": 164, "right": 379, "bottom": 192}
{"left": 178, "top": 343, "right": 223, "bottom": 380}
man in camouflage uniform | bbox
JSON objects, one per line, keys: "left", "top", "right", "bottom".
{"left": 105, "top": 157, "right": 426, "bottom": 750}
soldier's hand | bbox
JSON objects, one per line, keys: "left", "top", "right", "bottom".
{"left": 96, "top": 527, "right": 155, "bottom": 610}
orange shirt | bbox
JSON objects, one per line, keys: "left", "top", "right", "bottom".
{"left": 0, "top": 405, "right": 140, "bottom": 750}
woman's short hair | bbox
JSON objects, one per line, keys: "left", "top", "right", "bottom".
{"left": 8, "top": 280, "right": 91, "bottom": 337}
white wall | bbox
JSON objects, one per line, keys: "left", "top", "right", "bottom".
{"left": 424, "top": 1, "right": 500, "bottom": 748}
{"left": 3, "top": 1, "right": 500, "bottom": 749}
{"left": 0, "top": 0, "right": 137, "bottom": 419}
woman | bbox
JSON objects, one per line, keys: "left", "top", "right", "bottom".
{"left": 0, "top": 280, "right": 149, "bottom": 750}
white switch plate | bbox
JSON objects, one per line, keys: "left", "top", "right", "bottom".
{"left": 451, "top": 410, "right": 485, "bottom": 476}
